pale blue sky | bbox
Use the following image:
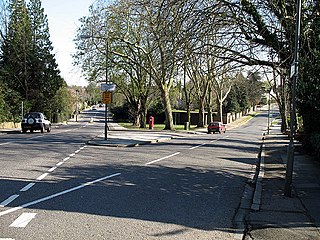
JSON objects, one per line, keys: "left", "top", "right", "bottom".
{"left": 42, "top": 0, "right": 95, "bottom": 86}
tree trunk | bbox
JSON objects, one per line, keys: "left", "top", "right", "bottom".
{"left": 139, "top": 98, "right": 147, "bottom": 128}
{"left": 132, "top": 100, "right": 141, "bottom": 127}
{"left": 219, "top": 100, "right": 223, "bottom": 123}
{"left": 197, "top": 100, "right": 205, "bottom": 127}
{"left": 162, "top": 89, "right": 174, "bottom": 130}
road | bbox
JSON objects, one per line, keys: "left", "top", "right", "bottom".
{"left": 0, "top": 108, "right": 269, "bottom": 240}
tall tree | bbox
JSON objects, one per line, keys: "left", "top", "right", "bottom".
{"left": 0, "top": 0, "right": 32, "bottom": 119}
{"left": 27, "top": 0, "right": 63, "bottom": 114}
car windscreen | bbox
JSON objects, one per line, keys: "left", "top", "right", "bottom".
{"left": 25, "top": 113, "right": 41, "bottom": 118}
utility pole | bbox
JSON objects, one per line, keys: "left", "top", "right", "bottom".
{"left": 76, "top": 89, "right": 79, "bottom": 122}
{"left": 285, "top": 0, "right": 302, "bottom": 197}
{"left": 104, "top": 41, "right": 109, "bottom": 140}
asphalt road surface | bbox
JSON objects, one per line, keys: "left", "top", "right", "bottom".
{"left": 0, "top": 109, "right": 269, "bottom": 240}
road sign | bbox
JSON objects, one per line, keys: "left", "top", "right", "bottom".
{"left": 101, "top": 83, "right": 116, "bottom": 92}
{"left": 102, "top": 91, "right": 112, "bottom": 104}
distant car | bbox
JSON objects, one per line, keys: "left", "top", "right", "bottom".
{"left": 207, "top": 122, "right": 226, "bottom": 134}
{"left": 21, "top": 112, "right": 51, "bottom": 133}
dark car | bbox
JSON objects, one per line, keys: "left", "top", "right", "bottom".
{"left": 207, "top": 121, "right": 226, "bottom": 134}
{"left": 21, "top": 112, "right": 51, "bottom": 133}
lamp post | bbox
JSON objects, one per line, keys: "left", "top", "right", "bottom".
{"left": 284, "top": 0, "right": 302, "bottom": 197}
{"left": 104, "top": 42, "right": 109, "bottom": 141}
{"left": 267, "top": 88, "right": 271, "bottom": 134}
{"left": 80, "top": 34, "right": 109, "bottom": 140}
{"left": 75, "top": 89, "right": 79, "bottom": 122}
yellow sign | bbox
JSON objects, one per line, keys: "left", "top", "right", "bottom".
{"left": 102, "top": 91, "right": 112, "bottom": 104}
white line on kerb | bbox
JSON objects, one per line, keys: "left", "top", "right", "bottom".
{"left": 20, "top": 183, "right": 35, "bottom": 192}
{"left": 145, "top": 152, "right": 180, "bottom": 165}
{"left": 0, "top": 195, "right": 19, "bottom": 207}
{"left": 0, "top": 173, "right": 121, "bottom": 217}
{"left": 10, "top": 213, "right": 37, "bottom": 228}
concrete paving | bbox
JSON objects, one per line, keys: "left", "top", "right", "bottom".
{"left": 244, "top": 121, "right": 320, "bottom": 240}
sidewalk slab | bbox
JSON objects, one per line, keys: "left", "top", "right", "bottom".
{"left": 245, "top": 122, "right": 320, "bottom": 240}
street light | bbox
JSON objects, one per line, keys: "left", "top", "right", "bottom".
{"left": 75, "top": 89, "right": 79, "bottom": 122}
{"left": 284, "top": 0, "right": 302, "bottom": 197}
{"left": 80, "top": 34, "right": 109, "bottom": 140}
{"left": 267, "top": 87, "right": 271, "bottom": 135}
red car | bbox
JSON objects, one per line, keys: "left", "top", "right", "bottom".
{"left": 207, "top": 122, "right": 226, "bottom": 134}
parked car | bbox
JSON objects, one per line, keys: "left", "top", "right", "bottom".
{"left": 21, "top": 112, "right": 51, "bottom": 133}
{"left": 207, "top": 121, "right": 226, "bottom": 134}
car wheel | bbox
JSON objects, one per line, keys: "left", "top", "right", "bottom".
{"left": 41, "top": 125, "right": 45, "bottom": 133}
{"left": 22, "top": 128, "right": 27, "bottom": 133}
{"left": 47, "top": 125, "right": 51, "bottom": 132}
{"left": 30, "top": 129, "right": 33, "bottom": 133}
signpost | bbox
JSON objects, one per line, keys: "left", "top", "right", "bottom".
{"left": 101, "top": 85, "right": 116, "bottom": 141}
{"left": 101, "top": 83, "right": 116, "bottom": 92}
{"left": 102, "top": 91, "right": 112, "bottom": 104}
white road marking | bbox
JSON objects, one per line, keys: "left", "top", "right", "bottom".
{"left": 145, "top": 152, "right": 180, "bottom": 165}
{"left": 10, "top": 213, "right": 37, "bottom": 228}
{"left": 69, "top": 153, "right": 75, "bottom": 157}
{"left": 75, "top": 150, "right": 80, "bottom": 154}
{"left": 0, "top": 238, "right": 15, "bottom": 240}
{"left": 0, "top": 195, "right": 19, "bottom": 207}
{"left": 48, "top": 167, "right": 57, "bottom": 172}
{"left": 56, "top": 162, "right": 64, "bottom": 166}
{"left": 0, "top": 173, "right": 121, "bottom": 217}
{"left": 189, "top": 143, "right": 206, "bottom": 150}
{"left": 20, "top": 183, "right": 35, "bottom": 192}
{"left": 63, "top": 157, "right": 70, "bottom": 161}
{"left": 36, "top": 173, "right": 49, "bottom": 181}
{"left": 80, "top": 146, "right": 86, "bottom": 150}
{"left": 0, "top": 142, "right": 10, "bottom": 146}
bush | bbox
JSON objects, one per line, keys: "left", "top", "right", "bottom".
{"left": 310, "top": 133, "right": 320, "bottom": 161}
{"left": 111, "top": 104, "right": 130, "bottom": 122}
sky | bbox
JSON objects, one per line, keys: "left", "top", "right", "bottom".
{"left": 41, "top": 0, "right": 95, "bottom": 86}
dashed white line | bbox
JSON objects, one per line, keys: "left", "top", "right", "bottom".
{"left": 0, "top": 195, "right": 19, "bottom": 207}
{"left": 75, "top": 150, "right": 80, "bottom": 154}
{"left": 69, "top": 153, "right": 75, "bottom": 157}
{"left": 0, "top": 173, "right": 121, "bottom": 217}
{"left": 63, "top": 157, "right": 70, "bottom": 161}
{"left": 0, "top": 142, "right": 10, "bottom": 146}
{"left": 56, "top": 162, "right": 64, "bottom": 166}
{"left": 20, "top": 183, "right": 35, "bottom": 192}
{"left": 10, "top": 213, "right": 37, "bottom": 228}
{"left": 36, "top": 173, "right": 49, "bottom": 181}
{"left": 189, "top": 143, "right": 206, "bottom": 150}
{"left": 48, "top": 167, "right": 57, "bottom": 172}
{"left": 145, "top": 152, "right": 180, "bottom": 165}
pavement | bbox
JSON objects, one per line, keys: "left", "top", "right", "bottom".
{"left": 244, "top": 120, "right": 320, "bottom": 240}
